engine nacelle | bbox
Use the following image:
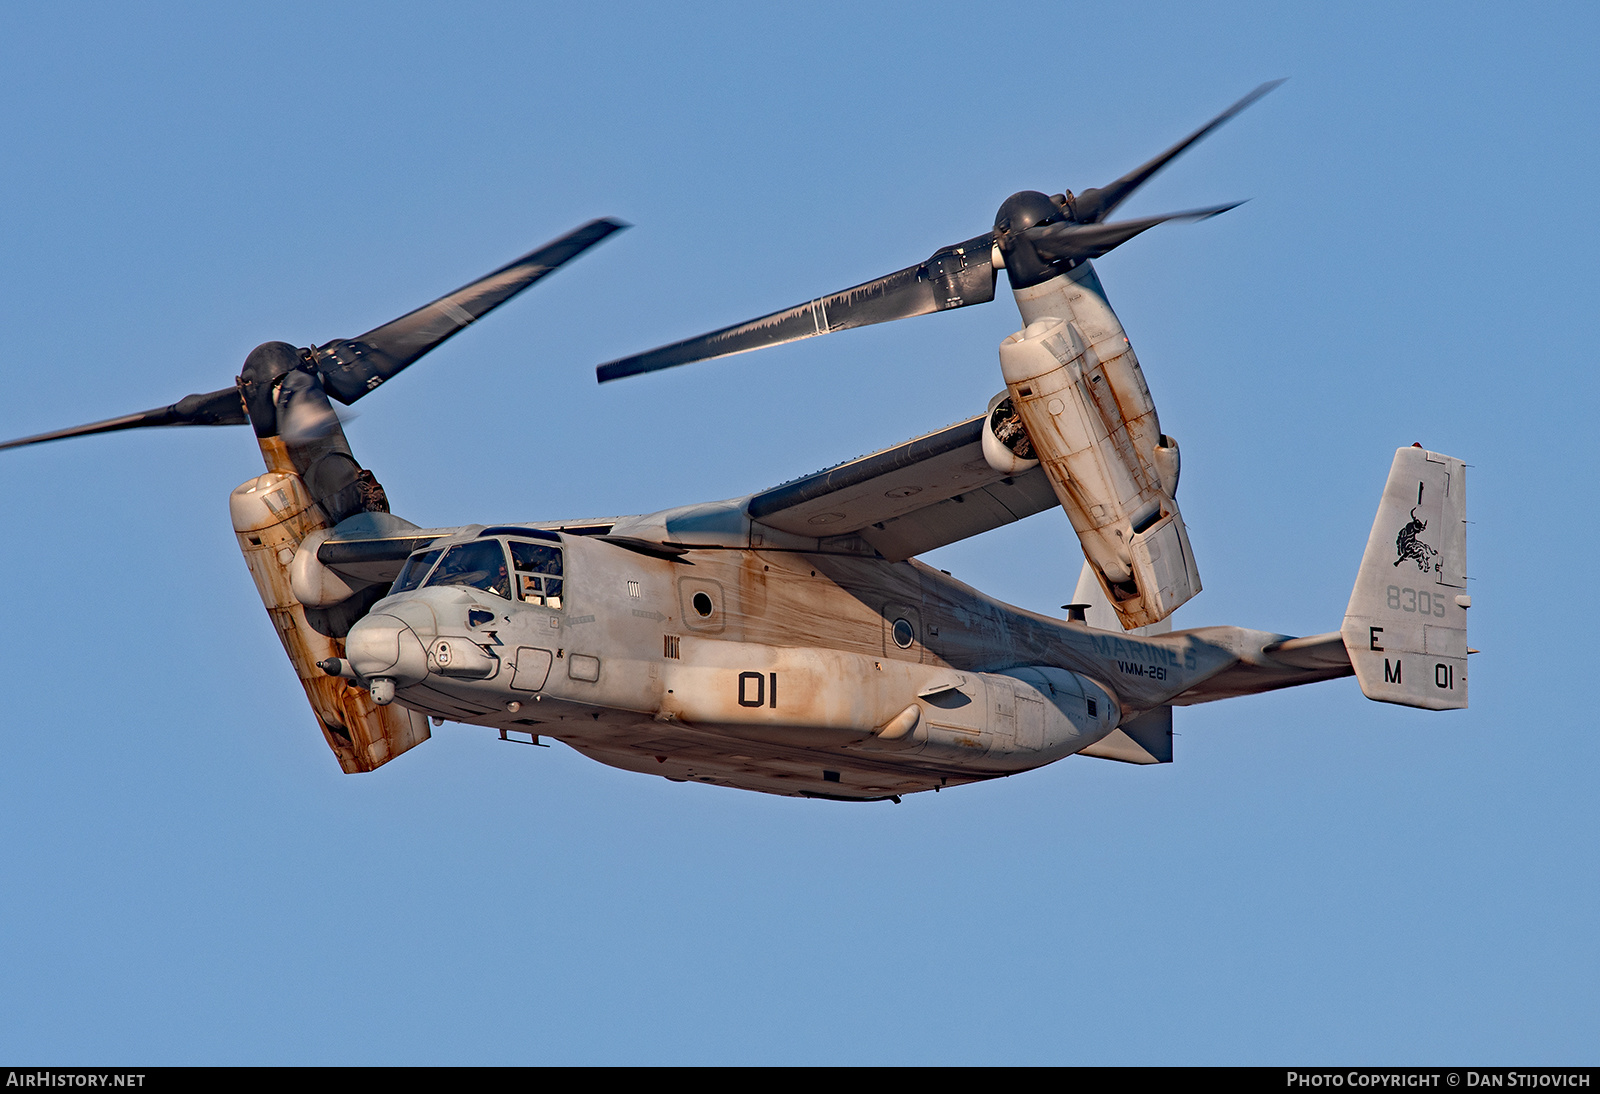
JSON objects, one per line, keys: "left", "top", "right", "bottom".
{"left": 230, "top": 440, "right": 430, "bottom": 772}
{"left": 998, "top": 316, "right": 1200, "bottom": 628}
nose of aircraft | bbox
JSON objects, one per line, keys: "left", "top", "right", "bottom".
{"left": 345, "top": 604, "right": 434, "bottom": 689}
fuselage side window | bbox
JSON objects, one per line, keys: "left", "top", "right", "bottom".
{"left": 511, "top": 541, "right": 564, "bottom": 610}
{"left": 391, "top": 548, "right": 443, "bottom": 594}
{"left": 424, "top": 540, "right": 512, "bottom": 599}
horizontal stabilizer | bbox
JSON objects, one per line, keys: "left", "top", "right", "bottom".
{"left": 1165, "top": 628, "right": 1350, "bottom": 705}
{"left": 1341, "top": 446, "right": 1468, "bottom": 710}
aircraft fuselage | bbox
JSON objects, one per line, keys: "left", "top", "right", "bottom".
{"left": 345, "top": 528, "right": 1250, "bottom": 800}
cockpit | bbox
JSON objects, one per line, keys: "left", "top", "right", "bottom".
{"left": 390, "top": 530, "right": 564, "bottom": 609}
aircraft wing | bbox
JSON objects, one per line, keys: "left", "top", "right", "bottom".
{"left": 1165, "top": 628, "right": 1353, "bottom": 705}
{"left": 747, "top": 414, "right": 1060, "bottom": 561}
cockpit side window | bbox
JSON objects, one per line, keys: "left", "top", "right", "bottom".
{"left": 424, "top": 540, "right": 512, "bottom": 599}
{"left": 391, "top": 548, "right": 443, "bottom": 594}
{"left": 510, "top": 541, "right": 564, "bottom": 610}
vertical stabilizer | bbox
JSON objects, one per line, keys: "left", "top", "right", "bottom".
{"left": 1341, "top": 447, "right": 1468, "bottom": 710}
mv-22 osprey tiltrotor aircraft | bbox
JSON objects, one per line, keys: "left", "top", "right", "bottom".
{"left": 2, "top": 85, "right": 1470, "bottom": 802}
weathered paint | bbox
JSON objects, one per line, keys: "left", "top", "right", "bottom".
{"left": 1000, "top": 261, "right": 1201, "bottom": 628}
{"left": 230, "top": 435, "right": 429, "bottom": 772}
{"left": 327, "top": 526, "right": 1264, "bottom": 799}
{"left": 234, "top": 420, "right": 1459, "bottom": 798}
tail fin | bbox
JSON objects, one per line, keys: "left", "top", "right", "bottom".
{"left": 1341, "top": 446, "right": 1469, "bottom": 710}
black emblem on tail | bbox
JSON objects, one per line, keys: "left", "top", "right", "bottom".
{"left": 1394, "top": 506, "right": 1439, "bottom": 571}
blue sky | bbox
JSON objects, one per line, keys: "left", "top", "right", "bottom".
{"left": 0, "top": 0, "right": 1595, "bottom": 1064}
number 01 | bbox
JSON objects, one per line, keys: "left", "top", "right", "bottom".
{"left": 737, "top": 671, "right": 778, "bottom": 708}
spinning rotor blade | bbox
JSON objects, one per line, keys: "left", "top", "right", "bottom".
{"left": 1027, "top": 203, "right": 1243, "bottom": 264}
{"left": 2, "top": 218, "right": 626, "bottom": 451}
{"left": 596, "top": 231, "right": 996, "bottom": 383}
{"left": 0, "top": 386, "right": 246, "bottom": 452}
{"left": 1070, "top": 80, "right": 1283, "bottom": 225}
{"left": 598, "top": 83, "right": 1279, "bottom": 385}
{"left": 274, "top": 369, "right": 346, "bottom": 445}
{"left": 314, "top": 217, "right": 627, "bottom": 403}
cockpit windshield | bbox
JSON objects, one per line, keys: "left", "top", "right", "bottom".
{"left": 390, "top": 538, "right": 559, "bottom": 604}
{"left": 390, "top": 548, "right": 443, "bottom": 594}
{"left": 423, "top": 540, "right": 512, "bottom": 599}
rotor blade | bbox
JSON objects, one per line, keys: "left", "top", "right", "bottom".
{"left": 0, "top": 386, "right": 246, "bottom": 452}
{"left": 1071, "top": 80, "right": 1283, "bottom": 224}
{"left": 275, "top": 369, "right": 345, "bottom": 445}
{"left": 313, "top": 217, "right": 628, "bottom": 403}
{"left": 596, "top": 232, "right": 996, "bottom": 383}
{"left": 1027, "top": 203, "right": 1243, "bottom": 264}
